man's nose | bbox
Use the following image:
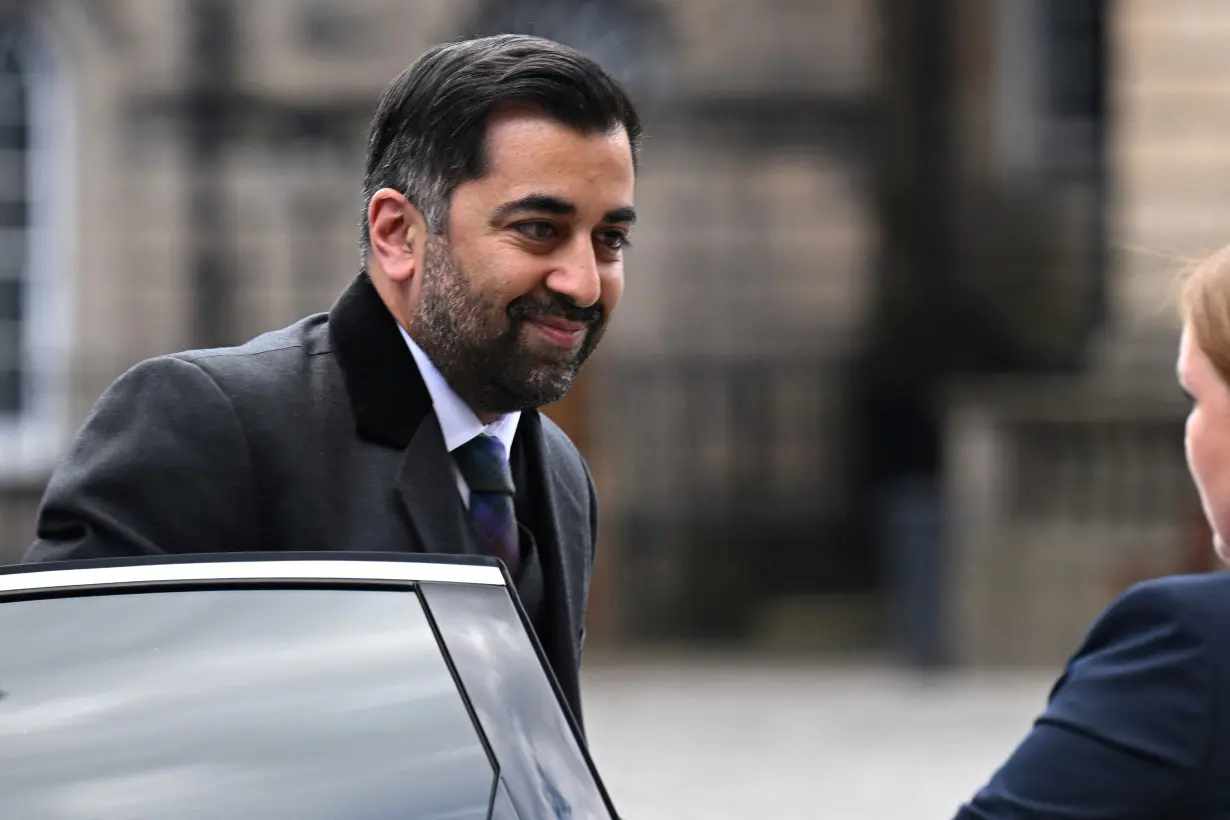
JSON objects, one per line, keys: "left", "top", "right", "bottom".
{"left": 545, "top": 241, "right": 602, "bottom": 309}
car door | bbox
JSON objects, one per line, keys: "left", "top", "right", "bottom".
{"left": 0, "top": 553, "right": 618, "bottom": 820}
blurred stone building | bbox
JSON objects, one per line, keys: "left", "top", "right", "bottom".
{"left": 944, "top": 0, "right": 1221, "bottom": 666}
{"left": 0, "top": 0, "right": 1211, "bottom": 666}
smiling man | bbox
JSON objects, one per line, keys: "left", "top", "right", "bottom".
{"left": 24, "top": 34, "right": 641, "bottom": 730}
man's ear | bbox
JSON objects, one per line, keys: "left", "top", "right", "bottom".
{"left": 367, "top": 189, "right": 427, "bottom": 284}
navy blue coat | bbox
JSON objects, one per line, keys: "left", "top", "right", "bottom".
{"left": 956, "top": 572, "right": 1230, "bottom": 819}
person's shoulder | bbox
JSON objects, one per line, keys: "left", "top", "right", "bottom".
{"left": 957, "top": 572, "right": 1230, "bottom": 820}
{"left": 172, "top": 313, "right": 332, "bottom": 373}
{"left": 1089, "top": 572, "right": 1230, "bottom": 652}
{"left": 91, "top": 314, "right": 335, "bottom": 419}
{"left": 125, "top": 314, "right": 333, "bottom": 405}
{"left": 1117, "top": 572, "right": 1230, "bottom": 614}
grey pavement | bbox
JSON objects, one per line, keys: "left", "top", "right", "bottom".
{"left": 581, "top": 655, "right": 1056, "bottom": 820}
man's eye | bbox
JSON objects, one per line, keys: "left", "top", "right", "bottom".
{"left": 514, "top": 221, "right": 557, "bottom": 240}
{"left": 598, "top": 230, "right": 631, "bottom": 250}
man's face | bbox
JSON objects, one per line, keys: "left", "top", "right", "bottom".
{"left": 409, "top": 108, "right": 636, "bottom": 416}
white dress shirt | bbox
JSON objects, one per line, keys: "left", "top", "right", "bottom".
{"left": 398, "top": 323, "right": 520, "bottom": 508}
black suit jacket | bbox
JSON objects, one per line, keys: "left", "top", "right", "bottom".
{"left": 956, "top": 572, "right": 1230, "bottom": 819}
{"left": 24, "top": 273, "right": 600, "bottom": 728}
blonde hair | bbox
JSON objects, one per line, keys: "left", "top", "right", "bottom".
{"left": 1182, "top": 243, "right": 1230, "bottom": 385}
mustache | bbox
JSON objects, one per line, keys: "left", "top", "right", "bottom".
{"left": 508, "top": 293, "right": 603, "bottom": 326}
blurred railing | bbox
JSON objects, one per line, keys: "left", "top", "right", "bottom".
{"left": 592, "top": 354, "right": 857, "bottom": 644}
{"left": 943, "top": 373, "right": 1207, "bottom": 666}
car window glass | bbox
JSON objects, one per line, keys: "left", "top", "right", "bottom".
{"left": 490, "top": 778, "right": 522, "bottom": 820}
{"left": 420, "top": 582, "right": 615, "bottom": 819}
{"left": 0, "top": 588, "right": 494, "bottom": 820}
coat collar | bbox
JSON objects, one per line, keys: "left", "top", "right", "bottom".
{"left": 327, "top": 272, "right": 433, "bottom": 449}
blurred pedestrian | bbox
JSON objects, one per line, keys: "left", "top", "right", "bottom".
{"left": 24, "top": 34, "right": 641, "bottom": 731}
{"left": 954, "top": 242, "right": 1230, "bottom": 818}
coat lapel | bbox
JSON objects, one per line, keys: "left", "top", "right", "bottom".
{"left": 517, "top": 409, "right": 586, "bottom": 728}
{"left": 328, "top": 272, "right": 475, "bottom": 556}
{"left": 396, "top": 412, "right": 478, "bottom": 557}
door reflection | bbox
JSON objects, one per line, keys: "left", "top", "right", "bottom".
{"left": 0, "top": 588, "right": 494, "bottom": 820}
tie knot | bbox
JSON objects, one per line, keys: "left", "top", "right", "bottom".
{"left": 453, "top": 434, "right": 515, "bottom": 495}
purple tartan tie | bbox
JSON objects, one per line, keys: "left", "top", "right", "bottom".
{"left": 453, "top": 434, "right": 521, "bottom": 577}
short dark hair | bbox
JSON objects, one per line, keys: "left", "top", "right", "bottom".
{"left": 359, "top": 34, "right": 643, "bottom": 259}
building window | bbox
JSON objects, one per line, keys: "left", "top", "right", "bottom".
{"left": 0, "top": 43, "right": 30, "bottom": 415}
{"left": 0, "top": 24, "right": 72, "bottom": 478}
{"left": 993, "top": 0, "right": 1106, "bottom": 178}
{"left": 1038, "top": 0, "right": 1105, "bottom": 175}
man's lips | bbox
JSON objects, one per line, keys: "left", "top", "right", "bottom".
{"left": 527, "top": 316, "right": 588, "bottom": 347}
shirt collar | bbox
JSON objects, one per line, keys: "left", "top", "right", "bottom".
{"left": 398, "top": 323, "right": 520, "bottom": 456}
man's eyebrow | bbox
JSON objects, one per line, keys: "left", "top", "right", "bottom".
{"left": 603, "top": 206, "right": 637, "bottom": 225}
{"left": 490, "top": 194, "right": 637, "bottom": 226}
{"left": 492, "top": 194, "right": 576, "bottom": 222}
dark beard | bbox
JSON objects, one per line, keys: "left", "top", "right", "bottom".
{"left": 409, "top": 236, "right": 608, "bottom": 414}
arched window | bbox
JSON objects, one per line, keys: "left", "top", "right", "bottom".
{"left": 0, "top": 24, "right": 72, "bottom": 477}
